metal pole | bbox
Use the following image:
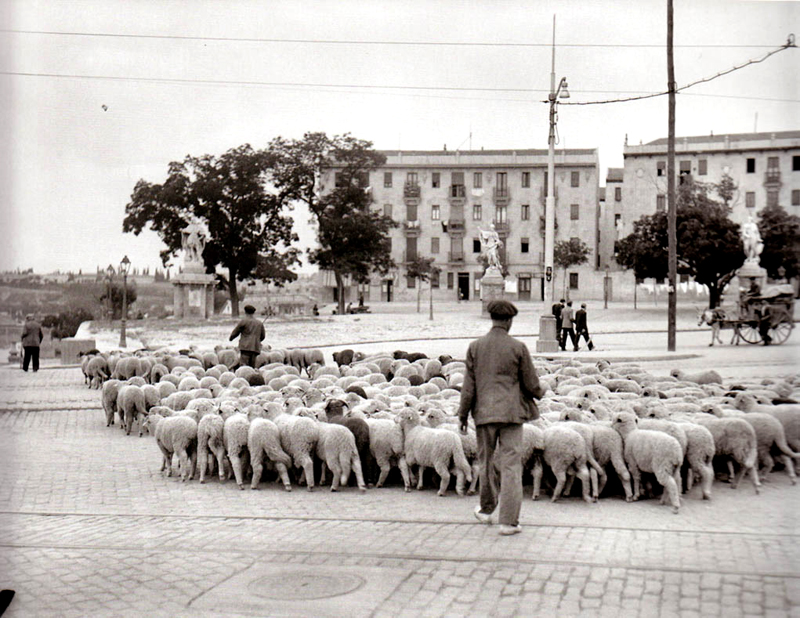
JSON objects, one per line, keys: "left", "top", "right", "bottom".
{"left": 544, "top": 14, "right": 557, "bottom": 309}
{"left": 429, "top": 279, "right": 434, "bottom": 321}
{"left": 667, "top": 0, "right": 677, "bottom": 351}
{"left": 119, "top": 272, "right": 127, "bottom": 347}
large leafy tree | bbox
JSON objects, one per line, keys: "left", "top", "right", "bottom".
{"left": 615, "top": 179, "right": 744, "bottom": 308}
{"left": 268, "top": 132, "right": 397, "bottom": 315}
{"left": 123, "top": 144, "right": 299, "bottom": 316}
{"left": 554, "top": 238, "right": 591, "bottom": 298}
{"left": 757, "top": 204, "right": 800, "bottom": 280}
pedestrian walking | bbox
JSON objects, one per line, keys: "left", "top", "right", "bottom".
{"left": 458, "top": 300, "right": 545, "bottom": 536}
{"left": 574, "top": 303, "right": 595, "bottom": 351}
{"left": 756, "top": 300, "right": 772, "bottom": 346}
{"left": 228, "top": 304, "right": 266, "bottom": 368}
{"left": 21, "top": 313, "right": 43, "bottom": 372}
{"left": 560, "top": 300, "right": 577, "bottom": 351}
{"left": 552, "top": 298, "right": 564, "bottom": 334}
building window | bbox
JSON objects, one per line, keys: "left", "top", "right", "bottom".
{"left": 473, "top": 172, "right": 482, "bottom": 188}
{"left": 543, "top": 171, "right": 549, "bottom": 195}
{"left": 407, "top": 172, "right": 418, "bottom": 186}
{"left": 746, "top": 192, "right": 755, "bottom": 208}
{"left": 473, "top": 204, "right": 482, "bottom": 220}
{"left": 521, "top": 171, "right": 530, "bottom": 188}
{"left": 657, "top": 161, "right": 666, "bottom": 177}
{"left": 614, "top": 214, "right": 622, "bottom": 234}
{"left": 447, "top": 272, "right": 454, "bottom": 289}
{"left": 495, "top": 205, "right": 507, "bottom": 224}
{"left": 405, "top": 237, "right": 416, "bottom": 262}
{"left": 767, "top": 190, "right": 779, "bottom": 208}
{"left": 383, "top": 204, "right": 393, "bottom": 218}
{"left": 473, "top": 238, "right": 481, "bottom": 253}
{"left": 794, "top": 156, "right": 800, "bottom": 171}
{"left": 792, "top": 189, "right": 800, "bottom": 206}
{"left": 521, "top": 237, "right": 529, "bottom": 253}
{"left": 746, "top": 158, "right": 756, "bottom": 173}
{"left": 431, "top": 205, "right": 440, "bottom": 220}
{"left": 767, "top": 157, "right": 780, "bottom": 181}
{"left": 406, "top": 203, "right": 418, "bottom": 220}
{"left": 432, "top": 172, "right": 440, "bottom": 188}
{"left": 407, "top": 276, "right": 416, "bottom": 289}
{"left": 384, "top": 172, "right": 392, "bottom": 188}
{"left": 570, "top": 204, "right": 580, "bottom": 220}
{"left": 521, "top": 204, "right": 530, "bottom": 220}
{"left": 698, "top": 159, "right": 708, "bottom": 176}
{"left": 569, "top": 273, "right": 579, "bottom": 289}
{"left": 496, "top": 172, "right": 508, "bottom": 191}
{"left": 679, "top": 160, "right": 692, "bottom": 184}
{"left": 571, "top": 171, "right": 580, "bottom": 187}
{"left": 431, "top": 237, "right": 440, "bottom": 254}
{"left": 451, "top": 171, "right": 465, "bottom": 197}
{"left": 614, "top": 187, "right": 622, "bottom": 202}
{"left": 656, "top": 195, "right": 666, "bottom": 212}
{"left": 431, "top": 270, "right": 440, "bottom": 289}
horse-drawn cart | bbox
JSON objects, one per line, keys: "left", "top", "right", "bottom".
{"left": 698, "top": 284, "right": 795, "bottom": 346}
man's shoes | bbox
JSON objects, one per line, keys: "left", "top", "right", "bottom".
{"left": 498, "top": 524, "right": 522, "bottom": 536}
{"left": 473, "top": 505, "right": 494, "bottom": 525}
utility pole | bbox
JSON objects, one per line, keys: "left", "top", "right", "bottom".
{"left": 667, "top": 0, "right": 677, "bottom": 351}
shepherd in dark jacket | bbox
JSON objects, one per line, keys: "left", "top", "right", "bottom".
{"left": 574, "top": 303, "right": 595, "bottom": 351}
{"left": 21, "top": 314, "right": 43, "bottom": 372}
{"left": 229, "top": 305, "right": 266, "bottom": 368}
{"left": 458, "top": 300, "right": 545, "bottom": 536}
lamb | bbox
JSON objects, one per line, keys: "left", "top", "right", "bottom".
{"left": 324, "top": 399, "right": 372, "bottom": 485}
{"left": 675, "top": 422, "right": 715, "bottom": 500}
{"left": 101, "top": 379, "right": 122, "bottom": 427}
{"left": 670, "top": 368, "right": 722, "bottom": 385}
{"left": 116, "top": 385, "right": 148, "bottom": 436}
{"left": 364, "top": 417, "right": 411, "bottom": 489}
{"left": 635, "top": 418, "right": 688, "bottom": 493}
{"left": 263, "top": 405, "right": 320, "bottom": 491}
{"left": 423, "top": 407, "right": 480, "bottom": 495}
{"left": 223, "top": 413, "right": 251, "bottom": 490}
{"left": 247, "top": 418, "right": 293, "bottom": 491}
{"left": 303, "top": 348, "right": 325, "bottom": 370}
{"left": 533, "top": 424, "right": 593, "bottom": 503}
{"left": 557, "top": 420, "right": 605, "bottom": 500}
{"left": 154, "top": 415, "right": 198, "bottom": 482}
{"left": 612, "top": 412, "right": 682, "bottom": 514}
{"left": 308, "top": 416, "right": 366, "bottom": 492}
{"left": 85, "top": 356, "right": 110, "bottom": 389}
{"left": 396, "top": 408, "right": 472, "bottom": 496}
{"left": 196, "top": 413, "right": 227, "bottom": 484}
{"left": 691, "top": 414, "right": 760, "bottom": 493}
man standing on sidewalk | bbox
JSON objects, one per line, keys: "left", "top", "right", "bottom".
{"left": 552, "top": 298, "right": 564, "bottom": 335}
{"left": 228, "top": 304, "right": 266, "bottom": 368}
{"left": 21, "top": 314, "right": 43, "bottom": 372}
{"left": 458, "top": 300, "right": 545, "bottom": 536}
{"left": 575, "top": 302, "right": 595, "bottom": 351}
{"left": 560, "top": 300, "right": 577, "bottom": 351}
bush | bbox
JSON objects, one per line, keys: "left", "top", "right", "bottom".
{"left": 46, "top": 308, "right": 95, "bottom": 339}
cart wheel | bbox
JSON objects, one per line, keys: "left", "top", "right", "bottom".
{"left": 737, "top": 321, "right": 761, "bottom": 344}
{"left": 769, "top": 321, "right": 794, "bottom": 345}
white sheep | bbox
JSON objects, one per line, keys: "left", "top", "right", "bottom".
{"left": 675, "top": 422, "right": 715, "bottom": 500}
{"left": 117, "top": 384, "right": 147, "bottom": 436}
{"left": 248, "top": 418, "right": 292, "bottom": 491}
{"left": 309, "top": 416, "right": 366, "bottom": 492}
{"left": 364, "top": 417, "right": 411, "bottom": 489}
{"left": 396, "top": 408, "right": 471, "bottom": 496}
{"left": 263, "top": 405, "right": 320, "bottom": 491}
{"left": 612, "top": 412, "right": 682, "bottom": 514}
{"left": 154, "top": 415, "right": 198, "bottom": 482}
{"left": 533, "top": 424, "right": 592, "bottom": 503}
{"left": 223, "top": 413, "right": 251, "bottom": 490}
{"left": 85, "top": 356, "right": 110, "bottom": 389}
{"left": 422, "top": 407, "right": 480, "bottom": 495}
{"left": 101, "top": 379, "right": 122, "bottom": 427}
{"left": 670, "top": 368, "right": 722, "bottom": 385}
{"left": 197, "top": 413, "right": 226, "bottom": 484}
{"left": 691, "top": 413, "right": 760, "bottom": 493}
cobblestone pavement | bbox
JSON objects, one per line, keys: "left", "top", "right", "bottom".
{"left": 0, "top": 367, "right": 798, "bottom": 617}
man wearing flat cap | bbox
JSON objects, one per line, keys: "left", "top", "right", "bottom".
{"left": 458, "top": 299, "right": 545, "bottom": 536}
{"left": 229, "top": 304, "right": 265, "bottom": 368}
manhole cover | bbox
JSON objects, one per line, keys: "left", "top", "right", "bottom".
{"left": 248, "top": 571, "right": 366, "bottom": 600}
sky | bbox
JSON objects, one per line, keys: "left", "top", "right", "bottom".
{"left": 1, "top": 0, "right": 797, "bottom": 276}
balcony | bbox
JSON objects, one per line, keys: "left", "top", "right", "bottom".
{"left": 443, "top": 218, "right": 465, "bottom": 234}
{"left": 404, "top": 182, "right": 421, "bottom": 198}
{"left": 402, "top": 250, "right": 418, "bottom": 263}
{"left": 764, "top": 169, "right": 781, "bottom": 188}
{"left": 493, "top": 187, "right": 511, "bottom": 206}
{"left": 403, "top": 220, "right": 421, "bottom": 236}
{"left": 448, "top": 251, "right": 465, "bottom": 263}
{"left": 492, "top": 220, "right": 510, "bottom": 235}
{"left": 448, "top": 185, "right": 466, "bottom": 206}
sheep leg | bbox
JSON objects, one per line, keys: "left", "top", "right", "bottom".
{"left": 178, "top": 449, "right": 191, "bottom": 482}
{"left": 562, "top": 474, "right": 575, "bottom": 496}
{"left": 629, "top": 461, "right": 641, "bottom": 501}
{"left": 275, "top": 462, "right": 292, "bottom": 491}
{"left": 551, "top": 467, "right": 568, "bottom": 502}
{"left": 329, "top": 459, "right": 341, "bottom": 492}
{"left": 250, "top": 450, "right": 264, "bottom": 489}
{"left": 198, "top": 446, "right": 209, "bottom": 483}
{"left": 656, "top": 468, "right": 680, "bottom": 514}
{"left": 589, "top": 468, "right": 599, "bottom": 502}
{"left": 375, "top": 459, "right": 391, "bottom": 488}
{"left": 673, "top": 469, "right": 682, "bottom": 503}
{"left": 188, "top": 446, "right": 197, "bottom": 481}
{"left": 596, "top": 468, "right": 608, "bottom": 497}
{"left": 416, "top": 465, "right": 426, "bottom": 491}
{"left": 576, "top": 464, "right": 592, "bottom": 503}
{"left": 213, "top": 446, "right": 227, "bottom": 483}
{"left": 778, "top": 454, "right": 797, "bottom": 485}
{"left": 351, "top": 454, "right": 366, "bottom": 492}
{"left": 748, "top": 465, "right": 761, "bottom": 494}
{"left": 531, "top": 460, "right": 543, "bottom": 501}
{"left": 700, "top": 464, "right": 714, "bottom": 500}
{"left": 299, "top": 455, "right": 315, "bottom": 491}
{"left": 319, "top": 462, "right": 328, "bottom": 486}
{"left": 727, "top": 460, "right": 737, "bottom": 485}
{"left": 467, "top": 460, "right": 481, "bottom": 495}
{"left": 229, "top": 453, "right": 246, "bottom": 490}
{"left": 685, "top": 464, "right": 694, "bottom": 493}
{"left": 434, "top": 461, "right": 451, "bottom": 497}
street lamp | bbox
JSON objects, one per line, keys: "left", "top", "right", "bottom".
{"left": 118, "top": 255, "right": 131, "bottom": 348}
{"left": 105, "top": 264, "right": 115, "bottom": 321}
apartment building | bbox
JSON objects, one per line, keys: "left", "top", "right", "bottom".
{"left": 323, "top": 148, "right": 601, "bottom": 303}
{"left": 602, "top": 131, "right": 800, "bottom": 270}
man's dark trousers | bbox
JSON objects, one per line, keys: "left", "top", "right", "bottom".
{"left": 22, "top": 346, "right": 40, "bottom": 372}
{"left": 476, "top": 423, "right": 523, "bottom": 527}
{"left": 239, "top": 351, "right": 258, "bottom": 368}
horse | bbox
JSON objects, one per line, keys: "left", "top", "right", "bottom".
{"left": 697, "top": 307, "right": 740, "bottom": 346}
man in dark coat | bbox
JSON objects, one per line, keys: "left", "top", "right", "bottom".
{"left": 458, "top": 300, "right": 545, "bottom": 536}
{"left": 560, "top": 300, "right": 577, "bottom": 351}
{"left": 551, "top": 298, "right": 564, "bottom": 335}
{"left": 574, "top": 302, "right": 594, "bottom": 351}
{"left": 21, "top": 314, "right": 43, "bottom": 372}
{"left": 228, "top": 304, "right": 266, "bottom": 368}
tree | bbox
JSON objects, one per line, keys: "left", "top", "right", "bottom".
{"left": 554, "top": 238, "right": 591, "bottom": 299}
{"left": 123, "top": 144, "right": 299, "bottom": 316}
{"left": 268, "top": 132, "right": 397, "bottom": 316}
{"left": 757, "top": 204, "right": 800, "bottom": 280}
{"left": 615, "top": 179, "right": 744, "bottom": 308}
{"left": 98, "top": 283, "right": 137, "bottom": 320}
{"left": 407, "top": 255, "right": 437, "bottom": 313}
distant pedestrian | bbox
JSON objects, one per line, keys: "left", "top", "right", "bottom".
{"left": 312, "top": 303, "right": 319, "bottom": 316}
{"left": 358, "top": 293, "right": 364, "bottom": 308}
{"left": 575, "top": 303, "right": 594, "bottom": 351}
{"left": 458, "top": 300, "right": 545, "bottom": 536}
{"left": 21, "top": 313, "right": 43, "bottom": 372}
{"left": 756, "top": 300, "right": 772, "bottom": 346}
{"left": 560, "top": 301, "right": 577, "bottom": 351}
{"left": 552, "top": 298, "right": 564, "bottom": 335}
{"left": 228, "top": 304, "right": 266, "bottom": 368}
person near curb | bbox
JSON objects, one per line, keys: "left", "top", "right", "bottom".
{"left": 756, "top": 300, "right": 772, "bottom": 346}
{"left": 551, "top": 298, "right": 564, "bottom": 334}
{"left": 228, "top": 304, "right": 266, "bottom": 368}
{"left": 457, "top": 299, "right": 545, "bottom": 536}
{"left": 575, "top": 302, "right": 595, "bottom": 351}
{"left": 560, "top": 300, "right": 578, "bottom": 351}
{"left": 21, "top": 313, "right": 43, "bottom": 372}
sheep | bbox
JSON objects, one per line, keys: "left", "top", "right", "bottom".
{"left": 307, "top": 416, "right": 366, "bottom": 492}
{"left": 324, "top": 399, "right": 372, "bottom": 485}
{"left": 734, "top": 393, "right": 800, "bottom": 447}
{"left": 303, "top": 348, "right": 325, "bottom": 370}
{"left": 85, "top": 356, "right": 110, "bottom": 389}
{"left": 117, "top": 385, "right": 148, "bottom": 436}
{"left": 675, "top": 422, "right": 715, "bottom": 500}
{"left": 248, "top": 418, "right": 293, "bottom": 491}
{"left": 263, "top": 405, "right": 320, "bottom": 491}
{"left": 223, "top": 413, "right": 251, "bottom": 490}
{"left": 423, "top": 407, "right": 480, "bottom": 495}
{"left": 154, "top": 415, "right": 198, "bottom": 482}
{"left": 670, "top": 368, "right": 723, "bottom": 385}
{"left": 101, "top": 379, "right": 122, "bottom": 427}
{"left": 691, "top": 413, "right": 760, "bottom": 493}
{"left": 635, "top": 418, "right": 688, "bottom": 494}
{"left": 533, "top": 425, "right": 593, "bottom": 503}
{"left": 612, "top": 412, "right": 682, "bottom": 514}
{"left": 364, "top": 417, "right": 411, "bottom": 489}
{"left": 196, "top": 413, "right": 226, "bottom": 484}
{"left": 396, "top": 408, "right": 471, "bottom": 496}
{"left": 557, "top": 420, "right": 605, "bottom": 501}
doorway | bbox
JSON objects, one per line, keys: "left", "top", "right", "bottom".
{"left": 458, "top": 273, "right": 470, "bottom": 301}
{"left": 382, "top": 279, "right": 393, "bottom": 302}
{"left": 518, "top": 276, "right": 531, "bottom": 301}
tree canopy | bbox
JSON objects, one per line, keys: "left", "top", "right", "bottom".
{"left": 757, "top": 204, "right": 800, "bottom": 280}
{"left": 123, "top": 144, "right": 299, "bottom": 316}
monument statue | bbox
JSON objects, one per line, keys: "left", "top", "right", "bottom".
{"left": 479, "top": 225, "right": 503, "bottom": 273}
{"left": 181, "top": 223, "right": 206, "bottom": 266}
{"left": 741, "top": 215, "right": 763, "bottom": 265}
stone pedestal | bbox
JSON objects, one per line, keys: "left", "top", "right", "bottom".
{"left": 480, "top": 268, "right": 506, "bottom": 317}
{"left": 536, "top": 315, "right": 560, "bottom": 353}
{"left": 730, "top": 261, "right": 768, "bottom": 307}
{"left": 172, "top": 269, "right": 216, "bottom": 319}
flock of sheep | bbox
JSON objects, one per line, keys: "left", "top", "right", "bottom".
{"left": 82, "top": 345, "right": 800, "bottom": 514}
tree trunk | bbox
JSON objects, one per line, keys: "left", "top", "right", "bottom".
{"left": 417, "top": 281, "right": 421, "bottom": 313}
{"left": 335, "top": 271, "right": 346, "bottom": 316}
{"left": 429, "top": 280, "right": 434, "bottom": 321}
{"left": 229, "top": 268, "right": 239, "bottom": 317}
{"left": 708, "top": 283, "right": 721, "bottom": 309}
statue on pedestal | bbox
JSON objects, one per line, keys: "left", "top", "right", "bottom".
{"left": 181, "top": 223, "right": 206, "bottom": 267}
{"left": 741, "top": 215, "right": 763, "bottom": 265}
{"left": 479, "top": 224, "right": 504, "bottom": 275}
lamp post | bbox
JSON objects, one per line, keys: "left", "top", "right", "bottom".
{"left": 119, "top": 255, "right": 131, "bottom": 348}
{"left": 537, "top": 15, "right": 569, "bottom": 353}
{"left": 105, "top": 264, "right": 115, "bottom": 321}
